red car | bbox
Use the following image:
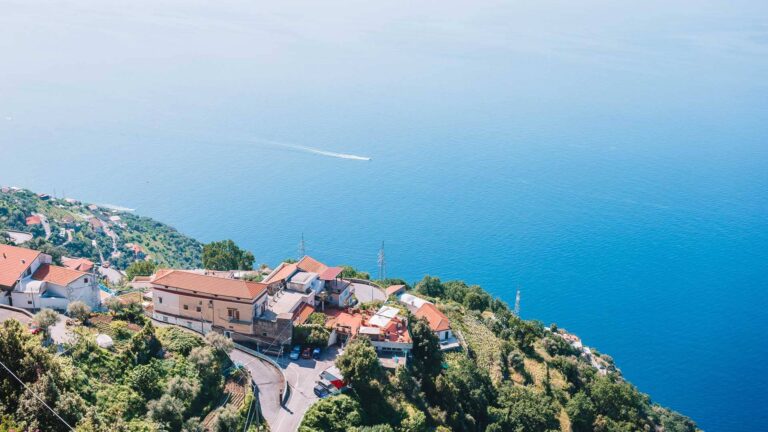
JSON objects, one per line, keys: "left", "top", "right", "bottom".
{"left": 301, "top": 347, "right": 312, "bottom": 359}
{"left": 29, "top": 326, "right": 41, "bottom": 335}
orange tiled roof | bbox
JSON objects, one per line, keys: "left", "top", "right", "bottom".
{"left": 263, "top": 262, "right": 297, "bottom": 284}
{"left": 61, "top": 257, "right": 94, "bottom": 272}
{"left": 385, "top": 285, "right": 406, "bottom": 297}
{"left": 25, "top": 215, "right": 42, "bottom": 225}
{"left": 153, "top": 270, "right": 267, "bottom": 300}
{"left": 331, "top": 312, "right": 362, "bottom": 336}
{"left": 0, "top": 244, "right": 41, "bottom": 287}
{"left": 33, "top": 264, "right": 88, "bottom": 286}
{"left": 297, "top": 256, "right": 328, "bottom": 274}
{"left": 414, "top": 303, "right": 451, "bottom": 332}
{"left": 293, "top": 303, "right": 315, "bottom": 325}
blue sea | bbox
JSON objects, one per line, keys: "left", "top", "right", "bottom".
{"left": 1, "top": 0, "right": 766, "bottom": 430}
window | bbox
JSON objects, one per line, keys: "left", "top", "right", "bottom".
{"left": 262, "top": 332, "right": 268, "bottom": 337}
{"left": 163, "top": 316, "right": 168, "bottom": 322}
{"left": 196, "top": 307, "right": 201, "bottom": 312}
{"left": 84, "top": 278, "right": 88, "bottom": 283}
{"left": 158, "top": 297, "right": 163, "bottom": 304}
{"left": 183, "top": 305, "right": 189, "bottom": 310}
{"left": 227, "top": 308, "right": 240, "bottom": 321}
{"left": 27, "top": 300, "right": 32, "bottom": 305}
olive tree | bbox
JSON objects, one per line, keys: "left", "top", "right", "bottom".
{"left": 67, "top": 301, "right": 91, "bottom": 323}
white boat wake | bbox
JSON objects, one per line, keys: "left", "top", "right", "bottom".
{"left": 261, "top": 139, "right": 371, "bottom": 161}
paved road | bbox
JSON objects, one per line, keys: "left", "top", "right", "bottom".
{"left": 233, "top": 346, "right": 339, "bottom": 432}
{"left": 0, "top": 307, "right": 31, "bottom": 325}
{"left": 34, "top": 213, "right": 51, "bottom": 240}
{"left": 351, "top": 281, "right": 386, "bottom": 304}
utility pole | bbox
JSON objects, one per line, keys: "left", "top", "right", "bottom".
{"left": 298, "top": 233, "right": 306, "bottom": 259}
{"left": 514, "top": 288, "right": 521, "bottom": 316}
{"left": 377, "top": 241, "right": 386, "bottom": 280}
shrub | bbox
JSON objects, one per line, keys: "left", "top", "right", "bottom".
{"left": 157, "top": 327, "right": 203, "bottom": 356}
{"left": 67, "top": 301, "right": 91, "bottom": 323}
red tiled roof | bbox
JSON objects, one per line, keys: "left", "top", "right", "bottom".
{"left": 33, "top": 264, "right": 88, "bottom": 286}
{"left": 0, "top": 244, "right": 41, "bottom": 287}
{"left": 297, "top": 256, "right": 328, "bottom": 274}
{"left": 61, "top": 257, "right": 94, "bottom": 272}
{"left": 319, "top": 266, "right": 343, "bottom": 281}
{"left": 331, "top": 312, "right": 362, "bottom": 336}
{"left": 385, "top": 285, "right": 406, "bottom": 297}
{"left": 414, "top": 303, "right": 451, "bottom": 332}
{"left": 153, "top": 270, "right": 267, "bottom": 300}
{"left": 293, "top": 303, "right": 315, "bottom": 325}
{"left": 25, "top": 215, "right": 41, "bottom": 225}
{"left": 263, "top": 262, "right": 297, "bottom": 284}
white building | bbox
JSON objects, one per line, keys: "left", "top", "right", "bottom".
{"left": 1, "top": 244, "right": 100, "bottom": 310}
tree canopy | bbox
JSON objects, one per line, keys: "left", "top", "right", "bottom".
{"left": 125, "top": 260, "right": 157, "bottom": 282}
{"left": 202, "top": 240, "right": 255, "bottom": 271}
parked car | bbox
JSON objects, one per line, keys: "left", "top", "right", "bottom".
{"left": 289, "top": 345, "right": 301, "bottom": 360}
{"left": 313, "top": 382, "right": 331, "bottom": 398}
{"left": 312, "top": 347, "right": 322, "bottom": 359}
{"left": 301, "top": 346, "right": 312, "bottom": 359}
{"left": 29, "top": 326, "right": 41, "bottom": 335}
{"left": 313, "top": 379, "right": 338, "bottom": 398}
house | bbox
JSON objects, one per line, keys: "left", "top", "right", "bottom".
{"left": 151, "top": 270, "right": 270, "bottom": 338}
{"left": 25, "top": 215, "right": 42, "bottom": 226}
{"left": 399, "top": 292, "right": 430, "bottom": 312}
{"left": 88, "top": 217, "right": 104, "bottom": 232}
{"left": 13, "top": 264, "right": 100, "bottom": 311}
{"left": 263, "top": 256, "right": 354, "bottom": 308}
{"left": 62, "top": 256, "right": 95, "bottom": 272}
{"left": 328, "top": 305, "right": 412, "bottom": 364}
{"left": 0, "top": 244, "right": 100, "bottom": 310}
{"left": 0, "top": 244, "right": 49, "bottom": 298}
{"left": 413, "top": 302, "right": 461, "bottom": 351}
{"left": 385, "top": 284, "right": 406, "bottom": 298}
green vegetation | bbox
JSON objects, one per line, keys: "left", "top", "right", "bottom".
{"left": 340, "top": 265, "right": 371, "bottom": 280}
{"left": 0, "top": 188, "right": 202, "bottom": 269}
{"left": 202, "top": 240, "right": 255, "bottom": 271}
{"left": 0, "top": 315, "right": 243, "bottom": 432}
{"left": 302, "top": 276, "right": 699, "bottom": 432}
{"left": 125, "top": 260, "right": 157, "bottom": 282}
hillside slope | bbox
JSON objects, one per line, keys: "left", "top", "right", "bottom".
{"left": 0, "top": 187, "right": 201, "bottom": 270}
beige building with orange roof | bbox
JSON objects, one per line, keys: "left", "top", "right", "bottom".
{"left": 151, "top": 269, "right": 270, "bottom": 337}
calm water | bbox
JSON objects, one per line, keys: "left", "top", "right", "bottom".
{"left": 1, "top": 0, "right": 767, "bottom": 429}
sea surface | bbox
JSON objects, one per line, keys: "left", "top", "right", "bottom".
{"left": 1, "top": 0, "right": 767, "bottom": 430}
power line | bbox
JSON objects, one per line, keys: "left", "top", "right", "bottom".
{"left": 0, "top": 359, "right": 76, "bottom": 431}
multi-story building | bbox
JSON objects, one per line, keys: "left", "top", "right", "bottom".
{"left": 151, "top": 269, "right": 269, "bottom": 337}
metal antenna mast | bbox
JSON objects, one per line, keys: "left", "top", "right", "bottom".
{"left": 377, "top": 241, "right": 386, "bottom": 280}
{"left": 298, "top": 233, "right": 306, "bottom": 258}
{"left": 514, "top": 287, "right": 521, "bottom": 316}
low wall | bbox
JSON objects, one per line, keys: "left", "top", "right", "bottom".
{"left": 233, "top": 343, "right": 289, "bottom": 406}
{"left": 0, "top": 303, "right": 34, "bottom": 318}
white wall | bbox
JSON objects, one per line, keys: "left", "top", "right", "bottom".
{"left": 153, "top": 289, "right": 181, "bottom": 317}
{"left": 45, "top": 275, "right": 100, "bottom": 309}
